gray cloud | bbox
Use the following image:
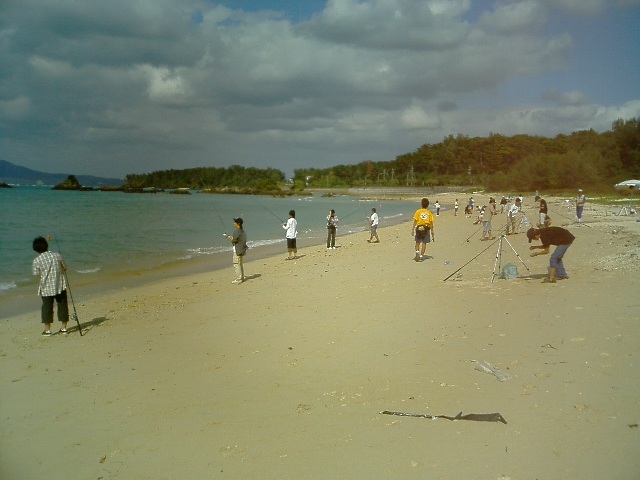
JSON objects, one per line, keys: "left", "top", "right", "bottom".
{"left": 1, "top": 0, "right": 639, "bottom": 178}
{"left": 542, "top": 88, "right": 589, "bottom": 106}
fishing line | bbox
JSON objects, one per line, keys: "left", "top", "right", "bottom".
{"left": 552, "top": 203, "right": 592, "bottom": 228}
{"left": 339, "top": 208, "right": 361, "bottom": 221}
{"left": 49, "top": 235, "right": 83, "bottom": 336}
{"left": 212, "top": 203, "right": 229, "bottom": 235}
{"left": 443, "top": 235, "right": 501, "bottom": 282}
{"left": 463, "top": 224, "right": 485, "bottom": 244}
{"left": 254, "top": 198, "right": 285, "bottom": 224}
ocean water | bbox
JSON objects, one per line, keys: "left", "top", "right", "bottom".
{"left": 1, "top": 186, "right": 414, "bottom": 317}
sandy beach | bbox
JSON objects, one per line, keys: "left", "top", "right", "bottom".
{"left": 1, "top": 193, "right": 639, "bottom": 479}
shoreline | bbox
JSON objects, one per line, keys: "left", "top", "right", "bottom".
{"left": 4, "top": 190, "right": 637, "bottom": 322}
{"left": 1, "top": 208, "right": 414, "bottom": 320}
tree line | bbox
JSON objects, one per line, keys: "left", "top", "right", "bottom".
{"left": 122, "top": 117, "right": 639, "bottom": 193}
{"left": 124, "top": 165, "right": 286, "bottom": 193}
{"left": 293, "top": 117, "right": 640, "bottom": 193}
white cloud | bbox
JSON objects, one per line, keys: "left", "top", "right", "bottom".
{"left": 139, "top": 65, "right": 191, "bottom": 104}
{"left": 480, "top": 1, "right": 548, "bottom": 33}
{"left": 400, "top": 105, "right": 442, "bottom": 130}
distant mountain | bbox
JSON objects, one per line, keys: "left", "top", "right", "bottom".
{"left": 0, "top": 159, "right": 123, "bottom": 187}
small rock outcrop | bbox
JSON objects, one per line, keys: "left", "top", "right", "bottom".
{"left": 52, "top": 175, "right": 93, "bottom": 191}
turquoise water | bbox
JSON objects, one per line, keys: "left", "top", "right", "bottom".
{"left": 1, "top": 186, "right": 414, "bottom": 316}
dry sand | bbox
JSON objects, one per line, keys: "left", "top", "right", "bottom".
{"left": 1, "top": 194, "right": 639, "bottom": 479}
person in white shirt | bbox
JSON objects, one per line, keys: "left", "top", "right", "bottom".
{"left": 283, "top": 210, "right": 298, "bottom": 259}
{"left": 506, "top": 198, "right": 522, "bottom": 235}
{"left": 367, "top": 208, "right": 380, "bottom": 243}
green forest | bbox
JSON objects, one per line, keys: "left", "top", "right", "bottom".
{"left": 294, "top": 117, "right": 640, "bottom": 193}
{"left": 125, "top": 117, "right": 639, "bottom": 193}
{"left": 124, "top": 165, "right": 286, "bottom": 193}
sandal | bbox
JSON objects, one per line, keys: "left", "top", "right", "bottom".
{"left": 542, "top": 278, "right": 556, "bottom": 283}
{"left": 42, "top": 330, "right": 52, "bottom": 336}
{"left": 59, "top": 328, "right": 68, "bottom": 334}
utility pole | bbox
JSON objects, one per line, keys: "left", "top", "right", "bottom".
{"left": 407, "top": 165, "right": 415, "bottom": 185}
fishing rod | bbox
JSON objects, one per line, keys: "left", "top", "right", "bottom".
{"left": 443, "top": 235, "right": 501, "bottom": 282}
{"left": 212, "top": 203, "right": 229, "bottom": 236}
{"left": 254, "top": 198, "right": 285, "bottom": 224}
{"left": 49, "top": 235, "right": 83, "bottom": 336}
{"left": 462, "top": 223, "right": 484, "bottom": 244}
{"left": 553, "top": 203, "right": 592, "bottom": 228}
{"left": 464, "top": 208, "right": 505, "bottom": 243}
{"left": 339, "top": 208, "right": 361, "bottom": 221}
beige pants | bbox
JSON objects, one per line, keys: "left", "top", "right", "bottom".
{"left": 233, "top": 252, "right": 244, "bottom": 282}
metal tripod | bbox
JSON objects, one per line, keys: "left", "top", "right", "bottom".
{"left": 491, "top": 234, "right": 531, "bottom": 283}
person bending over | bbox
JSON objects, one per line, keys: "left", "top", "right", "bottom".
{"left": 527, "top": 226, "right": 575, "bottom": 283}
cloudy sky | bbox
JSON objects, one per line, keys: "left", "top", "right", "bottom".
{"left": 1, "top": 0, "right": 639, "bottom": 179}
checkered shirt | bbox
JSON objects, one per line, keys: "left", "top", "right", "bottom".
{"left": 32, "top": 251, "right": 68, "bottom": 297}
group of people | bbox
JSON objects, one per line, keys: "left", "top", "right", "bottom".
{"left": 225, "top": 206, "right": 379, "bottom": 284}
{"left": 31, "top": 191, "right": 582, "bottom": 335}
{"left": 222, "top": 192, "right": 582, "bottom": 286}
{"left": 447, "top": 192, "right": 577, "bottom": 283}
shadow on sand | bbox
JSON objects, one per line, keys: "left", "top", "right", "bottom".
{"left": 66, "top": 316, "right": 109, "bottom": 335}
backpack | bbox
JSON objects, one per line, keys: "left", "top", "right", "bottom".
{"left": 415, "top": 224, "right": 430, "bottom": 238}
{"left": 500, "top": 263, "right": 518, "bottom": 280}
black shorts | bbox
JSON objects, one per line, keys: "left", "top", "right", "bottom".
{"left": 287, "top": 238, "right": 297, "bottom": 249}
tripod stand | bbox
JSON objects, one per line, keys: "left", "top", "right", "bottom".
{"left": 444, "top": 221, "right": 530, "bottom": 283}
{"left": 617, "top": 205, "right": 633, "bottom": 216}
{"left": 491, "top": 234, "right": 530, "bottom": 283}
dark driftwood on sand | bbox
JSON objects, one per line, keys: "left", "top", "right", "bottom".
{"left": 381, "top": 410, "right": 507, "bottom": 424}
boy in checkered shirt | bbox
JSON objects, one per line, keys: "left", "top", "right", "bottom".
{"left": 32, "top": 237, "right": 69, "bottom": 336}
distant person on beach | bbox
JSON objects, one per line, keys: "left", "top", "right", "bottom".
{"left": 411, "top": 198, "right": 435, "bottom": 262}
{"left": 367, "top": 208, "right": 380, "bottom": 243}
{"left": 227, "top": 218, "right": 247, "bottom": 284}
{"left": 576, "top": 189, "right": 586, "bottom": 223}
{"left": 500, "top": 196, "right": 507, "bottom": 213}
{"left": 527, "top": 226, "right": 575, "bottom": 283}
{"left": 473, "top": 207, "right": 483, "bottom": 225}
{"left": 283, "top": 210, "right": 298, "bottom": 259}
{"left": 454, "top": 199, "right": 459, "bottom": 216}
{"left": 32, "top": 236, "right": 69, "bottom": 336}
{"left": 326, "top": 209, "right": 338, "bottom": 249}
{"left": 435, "top": 201, "right": 441, "bottom": 216}
{"left": 537, "top": 195, "right": 548, "bottom": 227}
{"left": 481, "top": 201, "right": 496, "bottom": 241}
{"left": 506, "top": 198, "right": 522, "bottom": 235}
